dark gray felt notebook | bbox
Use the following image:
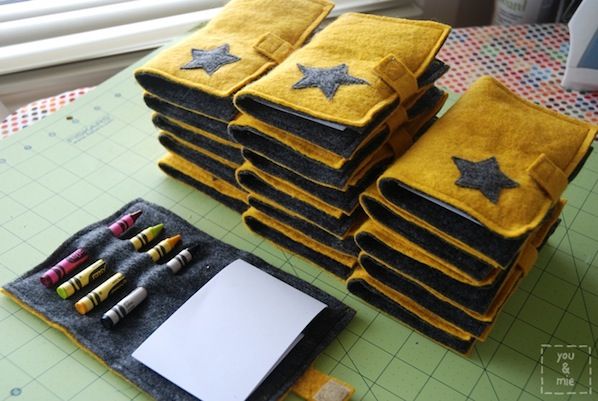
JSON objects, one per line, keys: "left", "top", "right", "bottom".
{"left": 2, "top": 199, "right": 354, "bottom": 401}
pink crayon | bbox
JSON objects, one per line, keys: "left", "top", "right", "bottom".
{"left": 108, "top": 210, "right": 142, "bottom": 237}
{"left": 40, "top": 249, "right": 89, "bottom": 288}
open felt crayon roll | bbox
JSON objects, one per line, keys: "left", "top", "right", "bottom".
{"left": 1, "top": 198, "right": 355, "bottom": 401}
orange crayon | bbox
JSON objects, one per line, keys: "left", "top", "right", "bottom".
{"left": 147, "top": 235, "right": 181, "bottom": 262}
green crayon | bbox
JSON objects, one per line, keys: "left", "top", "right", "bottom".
{"left": 56, "top": 259, "right": 107, "bottom": 299}
{"left": 130, "top": 223, "right": 164, "bottom": 250}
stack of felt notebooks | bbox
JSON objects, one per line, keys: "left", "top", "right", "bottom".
{"left": 134, "top": 0, "right": 335, "bottom": 213}
{"left": 232, "top": 13, "right": 451, "bottom": 279}
{"left": 346, "top": 76, "right": 596, "bottom": 354}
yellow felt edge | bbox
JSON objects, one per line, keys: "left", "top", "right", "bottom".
{"left": 232, "top": 86, "right": 446, "bottom": 192}
{"left": 154, "top": 112, "right": 241, "bottom": 149}
{"left": 357, "top": 249, "right": 518, "bottom": 325}
{"left": 244, "top": 207, "right": 357, "bottom": 265}
{"left": 230, "top": 114, "right": 387, "bottom": 170}
{"left": 236, "top": 161, "right": 346, "bottom": 218}
{"left": 362, "top": 186, "right": 505, "bottom": 270}
{"left": 235, "top": 15, "right": 451, "bottom": 128}
{"left": 379, "top": 78, "right": 598, "bottom": 238}
{"left": 0, "top": 288, "right": 151, "bottom": 398}
{"left": 241, "top": 209, "right": 357, "bottom": 280}
{"left": 232, "top": 115, "right": 394, "bottom": 191}
{"left": 347, "top": 267, "right": 473, "bottom": 341}
{"left": 246, "top": 189, "right": 359, "bottom": 240}
{"left": 356, "top": 217, "right": 498, "bottom": 286}
{"left": 291, "top": 367, "right": 355, "bottom": 401}
{"left": 143, "top": 91, "right": 229, "bottom": 124}
{"left": 353, "top": 197, "right": 564, "bottom": 336}
{"left": 232, "top": 85, "right": 434, "bottom": 170}
{"left": 160, "top": 131, "right": 240, "bottom": 169}
{"left": 160, "top": 153, "right": 248, "bottom": 203}
{"left": 249, "top": 193, "right": 365, "bottom": 238}
{"left": 135, "top": 0, "right": 334, "bottom": 98}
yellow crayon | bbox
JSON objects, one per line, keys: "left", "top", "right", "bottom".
{"left": 56, "top": 259, "right": 107, "bottom": 299}
{"left": 130, "top": 224, "right": 164, "bottom": 250}
{"left": 75, "top": 272, "right": 127, "bottom": 315}
{"left": 147, "top": 234, "right": 182, "bottom": 262}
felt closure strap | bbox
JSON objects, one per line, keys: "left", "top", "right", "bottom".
{"left": 384, "top": 105, "right": 409, "bottom": 132}
{"left": 531, "top": 199, "right": 565, "bottom": 248}
{"left": 254, "top": 32, "right": 295, "bottom": 64}
{"left": 291, "top": 367, "right": 354, "bottom": 401}
{"left": 374, "top": 55, "right": 418, "bottom": 104}
{"left": 527, "top": 153, "right": 568, "bottom": 202}
{"left": 387, "top": 128, "right": 412, "bottom": 157}
{"left": 516, "top": 245, "right": 537, "bottom": 276}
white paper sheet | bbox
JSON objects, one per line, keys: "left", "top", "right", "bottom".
{"left": 132, "top": 259, "right": 326, "bottom": 401}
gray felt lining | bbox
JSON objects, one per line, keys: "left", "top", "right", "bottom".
{"left": 243, "top": 213, "right": 354, "bottom": 279}
{"left": 234, "top": 59, "right": 448, "bottom": 157}
{"left": 158, "top": 134, "right": 238, "bottom": 187}
{"left": 244, "top": 150, "right": 391, "bottom": 214}
{"left": 248, "top": 197, "right": 360, "bottom": 257}
{"left": 236, "top": 168, "right": 362, "bottom": 238}
{"left": 360, "top": 194, "right": 497, "bottom": 281}
{"left": 3, "top": 199, "right": 354, "bottom": 401}
{"left": 354, "top": 231, "right": 508, "bottom": 315}
{"left": 358, "top": 254, "right": 491, "bottom": 337}
{"left": 158, "top": 160, "right": 247, "bottom": 214}
{"left": 346, "top": 276, "right": 474, "bottom": 354}
{"left": 135, "top": 72, "right": 238, "bottom": 121}
{"left": 153, "top": 114, "right": 244, "bottom": 165}
{"left": 229, "top": 125, "right": 391, "bottom": 189}
{"left": 144, "top": 94, "right": 230, "bottom": 141}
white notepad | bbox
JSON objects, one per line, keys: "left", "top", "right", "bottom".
{"left": 132, "top": 259, "right": 327, "bottom": 401}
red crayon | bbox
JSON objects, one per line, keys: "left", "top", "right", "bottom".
{"left": 108, "top": 210, "right": 142, "bottom": 237}
{"left": 40, "top": 248, "right": 89, "bottom": 288}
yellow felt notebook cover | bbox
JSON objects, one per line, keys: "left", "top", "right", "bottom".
{"left": 136, "top": 0, "right": 333, "bottom": 99}
{"left": 347, "top": 266, "right": 474, "bottom": 342}
{"left": 230, "top": 88, "right": 447, "bottom": 173}
{"left": 355, "top": 218, "right": 500, "bottom": 287}
{"left": 236, "top": 161, "right": 346, "bottom": 218}
{"left": 351, "top": 209, "right": 556, "bottom": 343}
{"left": 378, "top": 76, "right": 596, "bottom": 239}
{"left": 355, "top": 199, "right": 563, "bottom": 327}
{"left": 229, "top": 113, "right": 391, "bottom": 170}
{"left": 159, "top": 131, "right": 240, "bottom": 170}
{"left": 242, "top": 207, "right": 357, "bottom": 269}
{"left": 236, "top": 13, "right": 450, "bottom": 127}
{"left": 154, "top": 113, "right": 241, "bottom": 150}
{"left": 159, "top": 153, "right": 248, "bottom": 204}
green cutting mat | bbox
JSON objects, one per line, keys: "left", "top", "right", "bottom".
{"left": 0, "top": 57, "right": 597, "bottom": 401}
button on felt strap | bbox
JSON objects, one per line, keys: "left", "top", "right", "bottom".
{"left": 374, "top": 54, "right": 418, "bottom": 102}
{"left": 291, "top": 367, "right": 354, "bottom": 401}
{"left": 527, "top": 153, "right": 568, "bottom": 202}
{"left": 253, "top": 32, "right": 294, "bottom": 64}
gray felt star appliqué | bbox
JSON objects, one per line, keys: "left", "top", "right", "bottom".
{"left": 180, "top": 44, "right": 240, "bottom": 75}
{"left": 292, "top": 64, "right": 369, "bottom": 100}
{"left": 452, "top": 156, "right": 519, "bottom": 204}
